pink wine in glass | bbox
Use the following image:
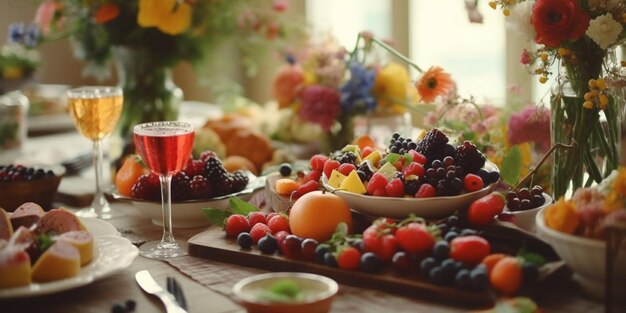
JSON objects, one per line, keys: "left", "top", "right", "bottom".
{"left": 134, "top": 122, "right": 194, "bottom": 176}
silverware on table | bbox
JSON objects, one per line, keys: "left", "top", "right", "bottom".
{"left": 167, "top": 276, "right": 188, "bottom": 310}
{"left": 61, "top": 152, "right": 92, "bottom": 176}
{"left": 135, "top": 270, "right": 188, "bottom": 313}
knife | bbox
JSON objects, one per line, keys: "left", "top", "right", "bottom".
{"left": 135, "top": 270, "right": 189, "bottom": 313}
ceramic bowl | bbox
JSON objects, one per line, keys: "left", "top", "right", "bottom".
{"left": 503, "top": 193, "right": 553, "bottom": 233}
{"left": 535, "top": 208, "right": 626, "bottom": 300}
{"left": 321, "top": 161, "right": 499, "bottom": 219}
{"left": 113, "top": 173, "right": 265, "bottom": 228}
{"left": 0, "top": 165, "right": 64, "bottom": 212}
{"left": 233, "top": 272, "right": 338, "bottom": 313}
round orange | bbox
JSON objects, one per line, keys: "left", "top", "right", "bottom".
{"left": 115, "top": 155, "right": 147, "bottom": 197}
{"left": 288, "top": 191, "right": 352, "bottom": 242}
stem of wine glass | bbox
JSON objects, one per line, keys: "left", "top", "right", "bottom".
{"left": 92, "top": 139, "right": 112, "bottom": 218}
{"left": 159, "top": 174, "right": 177, "bottom": 248}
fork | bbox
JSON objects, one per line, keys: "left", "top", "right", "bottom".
{"left": 61, "top": 152, "right": 92, "bottom": 176}
{"left": 166, "top": 276, "right": 188, "bottom": 310}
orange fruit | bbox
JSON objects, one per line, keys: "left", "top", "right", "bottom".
{"left": 482, "top": 253, "right": 507, "bottom": 275}
{"left": 489, "top": 256, "right": 522, "bottom": 296}
{"left": 115, "top": 155, "right": 147, "bottom": 197}
{"left": 275, "top": 178, "right": 299, "bottom": 195}
{"left": 353, "top": 135, "right": 377, "bottom": 151}
{"left": 288, "top": 191, "right": 352, "bottom": 242}
{"left": 223, "top": 155, "right": 258, "bottom": 175}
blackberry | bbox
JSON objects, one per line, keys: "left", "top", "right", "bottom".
{"left": 189, "top": 175, "right": 213, "bottom": 199}
{"left": 455, "top": 141, "right": 486, "bottom": 174}
{"left": 404, "top": 179, "right": 421, "bottom": 196}
{"left": 415, "top": 128, "right": 449, "bottom": 161}
{"left": 131, "top": 174, "right": 160, "bottom": 201}
{"left": 339, "top": 152, "right": 358, "bottom": 165}
{"left": 358, "top": 160, "right": 376, "bottom": 181}
{"left": 171, "top": 172, "right": 190, "bottom": 201}
{"left": 230, "top": 171, "right": 249, "bottom": 192}
{"left": 204, "top": 156, "right": 228, "bottom": 181}
{"left": 214, "top": 176, "right": 233, "bottom": 196}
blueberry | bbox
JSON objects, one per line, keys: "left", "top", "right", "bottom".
{"left": 237, "top": 232, "right": 253, "bottom": 249}
{"left": 444, "top": 231, "right": 459, "bottom": 242}
{"left": 437, "top": 223, "right": 449, "bottom": 234}
{"left": 432, "top": 240, "right": 450, "bottom": 260}
{"left": 392, "top": 251, "right": 412, "bottom": 272}
{"left": 420, "top": 257, "right": 437, "bottom": 277}
{"left": 315, "top": 244, "right": 330, "bottom": 263}
{"left": 258, "top": 234, "right": 278, "bottom": 254}
{"left": 455, "top": 269, "right": 471, "bottom": 289}
{"left": 449, "top": 226, "right": 461, "bottom": 234}
{"left": 360, "top": 252, "right": 380, "bottom": 273}
{"left": 460, "top": 228, "right": 477, "bottom": 237}
{"left": 324, "top": 252, "right": 338, "bottom": 267}
{"left": 488, "top": 171, "right": 500, "bottom": 184}
{"left": 125, "top": 300, "right": 136, "bottom": 311}
{"left": 440, "top": 258, "right": 457, "bottom": 278}
{"left": 447, "top": 215, "right": 459, "bottom": 227}
{"left": 111, "top": 304, "right": 126, "bottom": 313}
{"left": 470, "top": 265, "right": 489, "bottom": 290}
{"left": 476, "top": 169, "right": 490, "bottom": 182}
{"left": 279, "top": 163, "right": 292, "bottom": 176}
{"left": 350, "top": 239, "right": 364, "bottom": 252}
{"left": 429, "top": 266, "right": 447, "bottom": 285}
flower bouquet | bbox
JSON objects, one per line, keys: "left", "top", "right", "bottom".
{"left": 0, "top": 23, "right": 40, "bottom": 94}
{"left": 491, "top": 0, "right": 626, "bottom": 198}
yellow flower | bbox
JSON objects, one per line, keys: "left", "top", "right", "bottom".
{"left": 596, "top": 79, "right": 607, "bottom": 90}
{"left": 503, "top": 9, "right": 510, "bottom": 16}
{"left": 539, "top": 76, "right": 548, "bottom": 84}
{"left": 584, "top": 92, "right": 594, "bottom": 101}
{"left": 557, "top": 48, "right": 569, "bottom": 57}
{"left": 489, "top": 1, "right": 497, "bottom": 9}
{"left": 598, "top": 94, "right": 608, "bottom": 109}
{"left": 612, "top": 168, "right": 626, "bottom": 197}
{"left": 588, "top": 79, "right": 597, "bottom": 89}
{"left": 540, "top": 53, "right": 548, "bottom": 63}
{"left": 373, "top": 62, "right": 410, "bottom": 113}
{"left": 2, "top": 66, "right": 23, "bottom": 79}
{"left": 583, "top": 101, "right": 594, "bottom": 109}
{"left": 138, "top": 0, "right": 191, "bottom": 36}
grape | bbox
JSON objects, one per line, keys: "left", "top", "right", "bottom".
{"left": 301, "top": 239, "right": 318, "bottom": 262}
{"left": 360, "top": 252, "right": 381, "bottom": 273}
{"left": 392, "top": 251, "right": 412, "bottom": 272}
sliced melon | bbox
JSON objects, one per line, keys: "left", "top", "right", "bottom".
{"left": 37, "top": 208, "right": 85, "bottom": 235}
{"left": 339, "top": 170, "right": 366, "bottom": 194}
{"left": 363, "top": 150, "right": 383, "bottom": 166}
{"left": 0, "top": 208, "right": 13, "bottom": 241}
{"left": 0, "top": 249, "right": 31, "bottom": 288}
{"left": 59, "top": 231, "right": 94, "bottom": 266}
{"left": 376, "top": 162, "right": 399, "bottom": 182}
{"left": 31, "top": 240, "right": 80, "bottom": 282}
{"left": 327, "top": 170, "right": 347, "bottom": 189}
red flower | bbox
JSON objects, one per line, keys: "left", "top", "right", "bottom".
{"left": 520, "top": 49, "right": 532, "bottom": 65}
{"left": 297, "top": 85, "right": 341, "bottom": 131}
{"left": 531, "top": 0, "right": 590, "bottom": 48}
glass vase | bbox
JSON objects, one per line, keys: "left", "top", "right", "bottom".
{"left": 550, "top": 47, "right": 624, "bottom": 199}
{"left": 110, "top": 47, "right": 184, "bottom": 174}
{"left": 324, "top": 114, "right": 355, "bottom": 153}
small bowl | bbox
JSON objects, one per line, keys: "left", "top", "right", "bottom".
{"left": 503, "top": 193, "right": 552, "bottom": 233}
{"left": 0, "top": 165, "right": 64, "bottom": 212}
{"left": 233, "top": 272, "right": 338, "bottom": 313}
{"left": 535, "top": 208, "right": 626, "bottom": 300}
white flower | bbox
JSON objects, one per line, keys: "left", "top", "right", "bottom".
{"left": 586, "top": 13, "right": 623, "bottom": 50}
{"left": 506, "top": 0, "right": 535, "bottom": 42}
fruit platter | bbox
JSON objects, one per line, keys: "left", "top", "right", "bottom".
{"left": 112, "top": 151, "right": 265, "bottom": 228}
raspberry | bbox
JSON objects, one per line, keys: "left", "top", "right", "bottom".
{"left": 464, "top": 173, "right": 484, "bottom": 192}
{"left": 310, "top": 154, "right": 328, "bottom": 171}
{"left": 337, "top": 163, "right": 356, "bottom": 177}
{"left": 416, "top": 184, "right": 436, "bottom": 198}
{"left": 200, "top": 151, "right": 218, "bottom": 162}
{"left": 385, "top": 178, "right": 405, "bottom": 197}
{"left": 184, "top": 159, "right": 205, "bottom": 178}
{"left": 225, "top": 214, "right": 250, "bottom": 238}
{"left": 408, "top": 150, "right": 427, "bottom": 165}
{"left": 250, "top": 223, "right": 272, "bottom": 244}
{"left": 403, "top": 162, "right": 425, "bottom": 178}
{"left": 171, "top": 172, "right": 190, "bottom": 201}
{"left": 266, "top": 212, "right": 278, "bottom": 221}
{"left": 131, "top": 173, "right": 160, "bottom": 201}
{"left": 455, "top": 141, "right": 486, "bottom": 174}
{"left": 267, "top": 214, "right": 290, "bottom": 234}
{"left": 301, "top": 169, "right": 322, "bottom": 184}
{"left": 247, "top": 211, "right": 267, "bottom": 226}
{"left": 323, "top": 159, "right": 341, "bottom": 178}
{"left": 367, "top": 172, "right": 388, "bottom": 195}
{"left": 189, "top": 175, "right": 213, "bottom": 199}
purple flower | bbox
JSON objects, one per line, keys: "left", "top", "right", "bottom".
{"left": 298, "top": 85, "right": 341, "bottom": 131}
{"left": 8, "top": 23, "right": 25, "bottom": 45}
{"left": 339, "top": 61, "right": 376, "bottom": 114}
{"left": 507, "top": 105, "right": 551, "bottom": 151}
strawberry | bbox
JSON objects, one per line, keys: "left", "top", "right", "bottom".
{"left": 337, "top": 163, "right": 356, "bottom": 177}
{"left": 247, "top": 211, "right": 267, "bottom": 226}
{"left": 464, "top": 173, "right": 484, "bottom": 192}
{"left": 224, "top": 214, "right": 250, "bottom": 238}
{"left": 267, "top": 214, "right": 290, "bottom": 234}
{"left": 449, "top": 235, "right": 490, "bottom": 266}
{"left": 415, "top": 184, "right": 436, "bottom": 198}
{"left": 362, "top": 225, "right": 398, "bottom": 263}
{"left": 372, "top": 188, "right": 388, "bottom": 197}
{"left": 266, "top": 212, "right": 278, "bottom": 221}
{"left": 250, "top": 223, "right": 272, "bottom": 244}
{"left": 301, "top": 169, "right": 322, "bottom": 184}
{"left": 310, "top": 154, "right": 328, "bottom": 171}
{"left": 467, "top": 192, "right": 506, "bottom": 227}
{"left": 323, "top": 159, "right": 341, "bottom": 178}
{"left": 395, "top": 222, "right": 435, "bottom": 255}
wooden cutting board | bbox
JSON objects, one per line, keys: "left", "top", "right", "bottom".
{"left": 188, "top": 227, "right": 496, "bottom": 308}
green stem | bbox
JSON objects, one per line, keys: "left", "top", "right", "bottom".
{"left": 369, "top": 37, "right": 424, "bottom": 73}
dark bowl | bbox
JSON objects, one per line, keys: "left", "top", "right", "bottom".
{"left": 0, "top": 165, "right": 65, "bottom": 212}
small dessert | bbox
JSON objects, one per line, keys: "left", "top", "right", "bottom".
{"left": 0, "top": 249, "right": 32, "bottom": 288}
{"left": 31, "top": 240, "right": 81, "bottom": 282}
{"left": 37, "top": 208, "right": 85, "bottom": 235}
{"left": 10, "top": 202, "right": 45, "bottom": 230}
{"left": 59, "top": 231, "right": 94, "bottom": 266}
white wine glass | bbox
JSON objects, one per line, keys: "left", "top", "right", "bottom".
{"left": 67, "top": 86, "right": 124, "bottom": 219}
{"left": 133, "top": 121, "right": 194, "bottom": 259}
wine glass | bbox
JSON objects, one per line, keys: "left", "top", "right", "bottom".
{"left": 133, "top": 121, "right": 194, "bottom": 259}
{"left": 67, "top": 86, "right": 124, "bottom": 219}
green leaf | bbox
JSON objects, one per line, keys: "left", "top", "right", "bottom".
{"left": 202, "top": 208, "right": 232, "bottom": 227}
{"left": 384, "top": 153, "right": 401, "bottom": 165}
{"left": 229, "top": 196, "right": 259, "bottom": 215}
{"left": 501, "top": 146, "right": 522, "bottom": 186}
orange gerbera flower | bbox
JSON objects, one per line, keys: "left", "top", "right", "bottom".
{"left": 415, "top": 66, "right": 455, "bottom": 103}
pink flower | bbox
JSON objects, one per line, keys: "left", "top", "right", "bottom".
{"left": 423, "top": 111, "right": 439, "bottom": 127}
{"left": 507, "top": 105, "right": 551, "bottom": 151}
{"left": 35, "top": 0, "right": 60, "bottom": 35}
{"left": 471, "top": 122, "right": 488, "bottom": 135}
{"left": 507, "top": 84, "right": 524, "bottom": 96}
{"left": 520, "top": 49, "right": 532, "bottom": 65}
{"left": 272, "top": 0, "right": 288, "bottom": 12}
{"left": 298, "top": 85, "right": 341, "bottom": 131}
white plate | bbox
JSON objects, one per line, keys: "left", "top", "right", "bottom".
{"left": 0, "top": 218, "right": 138, "bottom": 298}
{"left": 321, "top": 162, "right": 498, "bottom": 219}
{"left": 114, "top": 174, "right": 266, "bottom": 228}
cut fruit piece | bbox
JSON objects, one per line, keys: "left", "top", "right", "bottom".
{"left": 327, "top": 170, "right": 347, "bottom": 189}
{"left": 362, "top": 150, "right": 382, "bottom": 166}
{"left": 0, "top": 208, "right": 13, "bottom": 241}
{"left": 37, "top": 208, "right": 85, "bottom": 235}
{"left": 341, "top": 144, "right": 362, "bottom": 157}
{"left": 376, "top": 162, "right": 399, "bottom": 182}
{"left": 31, "top": 240, "right": 80, "bottom": 282}
{"left": 0, "top": 249, "right": 31, "bottom": 288}
{"left": 10, "top": 202, "right": 45, "bottom": 230}
{"left": 59, "top": 231, "right": 94, "bottom": 266}
{"left": 339, "top": 170, "right": 366, "bottom": 195}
